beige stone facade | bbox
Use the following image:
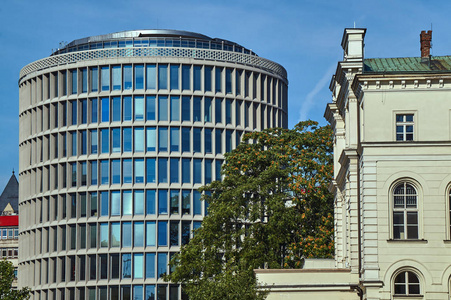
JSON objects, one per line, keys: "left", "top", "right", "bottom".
{"left": 257, "top": 28, "right": 451, "bottom": 299}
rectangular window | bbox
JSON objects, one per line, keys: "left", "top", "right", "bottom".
{"left": 182, "top": 159, "right": 191, "bottom": 184}
{"left": 236, "top": 100, "right": 242, "bottom": 126}
{"left": 146, "top": 64, "right": 156, "bottom": 89}
{"left": 91, "top": 130, "right": 98, "bottom": 154}
{"left": 226, "top": 99, "right": 232, "bottom": 124}
{"left": 158, "top": 64, "right": 168, "bottom": 90}
{"left": 134, "top": 254, "right": 144, "bottom": 279}
{"left": 135, "top": 159, "right": 144, "bottom": 184}
{"left": 215, "top": 98, "right": 222, "bottom": 124}
{"left": 146, "top": 96, "right": 156, "bottom": 121}
{"left": 396, "top": 114, "right": 414, "bottom": 141}
{"left": 170, "top": 221, "right": 179, "bottom": 246}
{"left": 193, "top": 128, "right": 201, "bottom": 153}
{"left": 170, "top": 190, "right": 179, "bottom": 215}
{"left": 100, "top": 191, "right": 108, "bottom": 216}
{"left": 123, "top": 65, "right": 132, "bottom": 90}
{"left": 122, "top": 253, "right": 132, "bottom": 278}
{"left": 91, "top": 161, "right": 97, "bottom": 185}
{"left": 158, "top": 96, "right": 168, "bottom": 121}
{"left": 182, "top": 96, "right": 190, "bottom": 121}
{"left": 111, "top": 159, "right": 120, "bottom": 184}
{"left": 170, "top": 158, "right": 179, "bottom": 183}
{"left": 146, "top": 190, "right": 156, "bottom": 215}
{"left": 134, "top": 127, "right": 144, "bottom": 152}
{"left": 81, "top": 99, "right": 87, "bottom": 124}
{"left": 170, "top": 127, "right": 179, "bottom": 152}
{"left": 134, "top": 222, "right": 144, "bottom": 247}
{"left": 158, "top": 222, "right": 168, "bottom": 247}
{"left": 215, "top": 159, "right": 223, "bottom": 181}
{"left": 182, "top": 128, "right": 190, "bottom": 152}
{"left": 204, "top": 97, "right": 212, "bottom": 122}
{"left": 193, "top": 159, "right": 202, "bottom": 184}
{"left": 236, "top": 70, "right": 242, "bottom": 95}
{"left": 71, "top": 100, "right": 77, "bottom": 125}
{"left": 122, "top": 222, "right": 132, "bottom": 247}
{"left": 215, "top": 129, "right": 222, "bottom": 154}
{"left": 159, "top": 127, "right": 168, "bottom": 152}
{"left": 205, "top": 128, "right": 212, "bottom": 153}
{"left": 215, "top": 67, "right": 222, "bottom": 93}
{"left": 112, "top": 66, "right": 121, "bottom": 90}
{"left": 123, "top": 128, "right": 132, "bottom": 152}
{"left": 158, "top": 158, "right": 168, "bottom": 183}
{"left": 71, "top": 69, "right": 77, "bottom": 94}
{"left": 170, "top": 65, "right": 179, "bottom": 90}
{"left": 101, "top": 66, "right": 110, "bottom": 91}
{"left": 193, "top": 97, "right": 201, "bottom": 122}
{"left": 226, "top": 129, "right": 232, "bottom": 152}
{"left": 182, "top": 221, "right": 190, "bottom": 245}
{"left": 82, "top": 68, "right": 87, "bottom": 93}
{"left": 91, "top": 67, "right": 98, "bottom": 92}
{"left": 135, "top": 96, "right": 144, "bottom": 121}
{"left": 205, "top": 159, "right": 212, "bottom": 184}
{"left": 205, "top": 66, "right": 212, "bottom": 92}
{"left": 182, "top": 65, "right": 190, "bottom": 90}
{"left": 134, "top": 190, "right": 144, "bottom": 214}
{"left": 123, "top": 96, "right": 132, "bottom": 121}
{"left": 194, "top": 190, "right": 202, "bottom": 215}
{"left": 146, "top": 221, "right": 156, "bottom": 247}
{"left": 170, "top": 96, "right": 180, "bottom": 121}
{"left": 112, "top": 97, "right": 121, "bottom": 122}
{"left": 146, "top": 158, "right": 156, "bottom": 183}
{"left": 90, "top": 99, "right": 98, "bottom": 125}
{"left": 111, "top": 128, "right": 120, "bottom": 153}
{"left": 71, "top": 131, "right": 77, "bottom": 156}
{"left": 193, "top": 66, "right": 201, "bottom": 91}
{"left": 135, "top": 65, "right": 144, "bottom": 90}
{"left": 159, "top": 189, "right": 168, "bottom": 215}
{"left": 146, "top": 127, "right": 156, "bottom": 151}
{"left": 123, "top": 159, "right": 132, "bottom": 184}
{"left": 90, "top": 192, "right": 97, "bottom": 217}
{"left": 100, "top": 160, "right": 109, "bottom": 185}
{"left": 101, "top": 98, "right": 109, "bottom": 123}
{"left": 145, "top": 253, "right": 156, "bottom": 278}
{"left": 100, "top": 223, "right": 108, "bottom": 247}
{"left": 81, "top": 130, "right": 87, "bottom": 155}
{"left": 226, "top": 68, "right": 232, "bottom": 94}
{"left": 111, "top": 191, "right": 121, "bottom": 216}
{"left": 111, "top": 222, "right": 121, "bottom": 247}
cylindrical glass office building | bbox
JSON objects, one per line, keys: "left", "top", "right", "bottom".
{"left": 18, "top": 30, "right": 287, "bottom": 300}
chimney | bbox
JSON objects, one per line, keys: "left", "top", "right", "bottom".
{"left": 420, "top": 30, "right": 432, "bottom": 60}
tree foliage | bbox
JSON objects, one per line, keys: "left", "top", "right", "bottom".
{"left": 165, "top": 121, "right": 333, "bottom": 299}
{"left": 0, "top": 260, "right": 31, "bottom": 300}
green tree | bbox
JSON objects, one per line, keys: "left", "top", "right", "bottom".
{"left": 0, "top": 260, "right": 31, "bottom": 300}
{"left": 165, "top": 121, "right": 333, "bottom": 299}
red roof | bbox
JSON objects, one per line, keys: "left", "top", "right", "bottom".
{"left": 0, "top": 215, "right": 18, "bottom": 227}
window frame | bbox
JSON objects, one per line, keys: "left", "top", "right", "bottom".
{"left": 394, "top": 111, "right": 416, "bottom": 142}
{"left": 390, "top": 180, "right": 422, "bottom": 240}
{"left": 392, "top": 269, "right": 423, "bottom": 298}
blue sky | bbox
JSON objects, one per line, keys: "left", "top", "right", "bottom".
{"left": 0, "top": 0, "right": 450, "bottom": 188}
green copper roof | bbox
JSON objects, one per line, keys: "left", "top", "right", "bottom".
{"left": 363, "top": 56, "right": 451, "bottom": 73}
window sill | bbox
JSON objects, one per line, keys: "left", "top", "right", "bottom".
{"left": 393, "top": 295, "right": 423, "bottom": 299}
{"left": 387, "top": 239, "right": 427, "bottom": 244}
{"left": 442, "top": 240, "right": 451, "bottom": 244}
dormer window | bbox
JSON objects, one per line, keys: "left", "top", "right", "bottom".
{"left": 396, "top": 114, "right": 414, "bottom": 141}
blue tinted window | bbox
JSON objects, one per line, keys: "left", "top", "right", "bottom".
{"left": 226, "top": 129, "right": 232, "bottom": 152}
{"left": 193, "top": 128, "right": 201, "bottom": 153}
{"left": 100, "top": 160, "right": 109, "bottom": 184}
{"left": 122, "top": 222, "right": 131, "bottom": 247}
{"left": 170, "top": 128, "right": 179, "bottom": 152}
{"left": 146, "top": 127, "right": 156, "bottom": 151}
{"left": 170, "top": 96, "right": 180, "bottom": 121}
{"left": 182, "top": 65, "right": 190, "bottom": 90}
{"left": 182, "top": 128, "right": 190, "bottom": 152}
{"left": 194, "top": 190, "right": 201, "bottom": 215}
{"left": 112, "top": 66, "right": 121, "bottom": 90}
{"left": 158, "top": 65, "right": 168, "bottom": 90}
{"left": 236, "top": 70, "right": 241, "bottom": 95}
{"left": 135, "top": 159, "right": 144, "bottom": 183}
{"left": 182, "top": 221, "right": 190, "bottom": 245}
{"left": 100, "top": 223, "right": 108, "bottom": 247}
{"left": 215, "top": 129, "right": 222, "bottom": 154}
{"left": 123, "top": 128, "right": 132, "bottom": 152}
{"left": 146, "top": 64, "right": 156, "bottom": 89}
{"left": 146, "top": 96, "right": 156, "bottom": 121}
{"left": 71, "top": 70, "right": 77, "bottom": 94}
{"left": 159, "top": 190, "right": 168, "bottom": 215}
{"left": 135, "top": 65, "right": 144, "bottom": 90}
{"left": 226, "top": 99, "right": 232, "bottom": 124}
{"left": 71, "top": 131, "right": 77, "bottom": 156}
{"left": 182, "top": 159, "right": 190, "bottom": 184}
{"left": 146, "top": 158, "right": 156, "bottom": 183}
{"left": 204, "top": 98, "right": 212, "bottom": 122}
{"left": 215, "top": 160, "right": 222, "bottom": 181}
{"left": 123, "top": 65, "right": 132, "bottom": 90}
{"left": 145, "top": 285, "right": 155, "bottom": 300}
{"left": 101, "top": 129, "right": 109, "bottom": 153}
{"left": 170, "top": 158, "right": 179, "bottom": 183}
{"left": 134, "top": 97, "right": 144, "bottom": 121}
{"left": 194, "top": 66, "right": 201, "bottom": 91}
{"left": 215, "top": 67, "right": 222, "bottom": 93}
{"left": 101, "top": 66, "right": 109, "bottom": 91}
{"left": 146, "top": 190, "right": 156, "bottom": 215}
{"left": 134, "top": 127, "right": 144, "bottom": 152}
{"left": 182, "top": 190, "right": 190, "bottom": 215}
{"left": 81, "top": 99, "right": 87, "bottom": 124}
{"left": 134, "top": 190, "right": 144, "bottom": 214}
{"left": 111, "top": 191, "right": 121, "bottom": 216}
{"left": 81, "top": 130, "right": 87, "bottom": 155}
{"left": 159, "top": 127, "right": 168, "bottom": 152}
{"left": 91, "top": 98, "right": 98, "bottom": 123}
{"left": 205, "top": 66, "right": 212, "bottom": 92}
{"left": 91, "top": 161, "right": 97, "bottom": 185}
{"left": 71, "top": 100, "right": 77, "bottom": 125}
{"left": 101, "top": 98, "right": 109, "bottom": 123}
{"left": 100, "top": 191, "right": 109, "bottom": 216}
{"left": 109, "top": 128, "right": 119, "bottom": 153}
{"left": 111, "top": 222, "right": 121, "bottom": 247}
{"left": 193, "top": 159, "right": 202, "bottom": 184}
{"left": 193, "top": 97, "right": 201, "bottom": 122}
{"left": 146, "top": 253, "right": 155, "bottom": 278}
{"left": 146, "top": 221, "right": 156, "bottom": 247}
{"left": 122, "top": 254, "right": 132, "bottom": 279}
{"left": 81, "top": 68, "right": 88, "bottom": 93}
{"left": 158, "top": 158, "right": 168, "bottom": 183}
{"left": 123, "top": 159, "right": 132, "bottom": 184}
{"left": 134, "top": 222, "right": 144, "bottom": 247}
{"left": 111, "top": 159, "right": 120, "bottom": 184}
{"left": 205, "top": 129, "right": 212, "bottom": 153}
{"left": 226, "top": 68, "right": 232, "bottom": 94}
{"left": 170, "top": 190, "right": 179, "bottom": 215}
{"left": 215, "top": 98, "right": 222, "bottom": 123}
{"left": 205, "top": 159, "right": 212, "bottom": 183}
{"left": 123, "top": 190, "right": 132, "bottom": 215}
{"left": 170, "top": 65, "right": 179, "bottom": 90}
{"left": 182, "top": 96, "right": 190, "bottom": 121}
{"left": 112, "top": 97, "right": 121, "bottom": 122}
{"left": 91, "top": 67, "right": 98, "bottom": 92}
{"left": 158, "top": 223, "right": 168, "bottom": 247}
{"left": 158, "top": 96, "right": 168, "bottom": 121}
{"left": 123, "top": 96, "right": 132, "bottom": 121}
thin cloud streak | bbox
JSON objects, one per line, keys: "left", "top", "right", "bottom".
{"left": 298, "top": 63, "right": 336, "bottom": 122}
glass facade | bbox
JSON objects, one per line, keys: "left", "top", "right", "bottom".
{"left": 18, "top": 30, "right": 287, "bottom": 300}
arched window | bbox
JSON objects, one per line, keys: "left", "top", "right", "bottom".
{"left": 394, "top": 271, "right": 420, "bottom": 296}
{"left": 393, "top": 182, "right": 418, "bottom": 239}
